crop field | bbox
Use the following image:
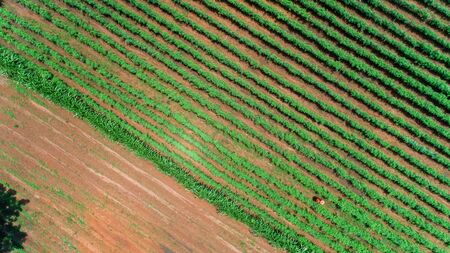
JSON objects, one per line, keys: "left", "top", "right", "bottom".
{"left": 0, "top": 0, "right": 448, "bottom": 252}
{"left": 0, "top": 79, "right": 278, "bottom": 253}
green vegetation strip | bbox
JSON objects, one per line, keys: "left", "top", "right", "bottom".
{"left": 169, "top": 0, "right": 450, "bottom": 167}
{"left": 0, "top": 40, "right": 316, "bottom": 253}
{"left": 96, "top": 0, "right": 450, "bottom": 226}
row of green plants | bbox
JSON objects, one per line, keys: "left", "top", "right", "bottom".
{"left": 229, "top": 0, "right": 450, "bottom": 130}
{"left": 27, "top": 5, "right": 408, "bottom": 251}
{"left": 418, "top": 0, "right": 450, "bottom": 20}
{"left": 165, "top": 0, "right": 450, "bottom": 175}
{"left": 0, "top": 12, "right": 361, "bottom": 251}
{"left": 363, "top": 0, "right": 450, "bottom": 51}
{"left": 101, "top": 0, "right": 450, "bottom": 224}
{"left": 334, "top": 0, "right": 449, "bottom": 66}
{"left": 14, "top": 0, "right": 450, "bottom": 249}
{"left": 389, "top": 0, "right": 450, "bottom": 34}
{"left": 78, "top": 0, "right": 450, "bottom": 239}
{"left": 1, "top": 44, "right": 317, "bottom": 252}
{"left": 5, "top": 2, "right": 370, "bottom": 250}
{"left": 20, "top": 0, "right": 433, "bottom": 251}
{"left": 273, "top": 0, "right": 449, "bottom": 110}
{"left": 280, "top": 0, "right": 449, "bottom": 96}
{"left": 0, "top": 18, "right": 316, "bottom": 253}
{"left": 317, "top": 0, "right": 449, "bottom": 83}
{"left": 175, "top": 0, "right": 450, "bottom": 166}
{"left": 41, "top": 0, "right": 450, "bottom": 248}
{"left": 262, "top": 1, "right": 448, "bottom": 170}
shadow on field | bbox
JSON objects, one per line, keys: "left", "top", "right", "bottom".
{"left": 0, "top": 184, "right": 28, "bottom": 253}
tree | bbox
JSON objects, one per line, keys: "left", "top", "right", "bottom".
{"left": 0, "top": 184, "right": 28, "bottom": 253}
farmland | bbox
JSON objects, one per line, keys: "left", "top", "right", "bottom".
{"left": 0, "top": 0, "right": 449, "bottom": 252}
{"left": 0, "top": 77, "right": 279, "bottom": 252}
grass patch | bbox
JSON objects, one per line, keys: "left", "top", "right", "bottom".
{"left": 60, "top": 236, "right": 79, "bottom": 253}
{"left": 30, "top": 96, "right": 48, "bottom": 108}
{"left": 129, "top": 223, "right": 148, "bottom": 238}
{"left": 3, "top": 166, "right": 40, "bottom": 190}
{"left": 0, "top": 149, "right": 17, "bottom": 164}
{"left": 50, "top": 187, "right": 73, "bottom": 202}
{"left": 12, "top": 80, "right": 48, "bottom": 108}
{"left": 239, "top": 240, "right": 248, "bottom": 253}
{"left": 50, "top": 187, "right": 86, "bottom": 210}
{"left": 2, "top": 107, "right": 16, "bottom": 119}
{"left": 66, "top": 213, "right": 85, "bottom": 227}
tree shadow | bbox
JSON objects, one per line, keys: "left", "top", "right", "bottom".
{"left": 0, "top": 184, "right": 28, "bottom": 253}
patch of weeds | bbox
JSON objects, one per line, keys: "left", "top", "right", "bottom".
{"left": 129, "top": 223, "right": 148, "bottom": 238}
{"left": 0, "top": 150, "right": 17, "bottom": 164}
{"left": 20, "top": 210, "right": 33, "bottom": 221}
{"left": 2, "top": 107, "right": 16, "bottom": 119}
{"left": 11, "top": 249, "right": 26, "bottom": 253}
{"left": 24, "top": 180, "right": 39, "bottom": 190}
{"left": 37, "top": 160, "right": 58, "bottom": 177}
{"left": 39, "top": 174, "right": 47, "bottom": 181}
{"left": 10, "top": 95, "right": 26, "bottom": 106}
{"left": 17, "top": 210, "right": 34, "bottom": 230}
{"left": 49, "top": 187, "right": 86, "bottom": 211}
{"left": 3, "top": 166, "right": 38, "bottom": 190}
{"left": 30, "top": 96, "right": 47, "bottom": 108}
{"left": 77, "top": 217, "right": 85, "bottom": 226}
{"left": 66, "top": 214, "right": 75, "bottom": 224}
{"left": 12, "top": 81, "right": 47, "bottom": 109}
{"left": 60, "top": 236, "right": 79, "bottom": 253}
{"left": 66, "top": 214, "right": 86, "bottom": 227}
{"left": 50, "top": 187, "right": 73, "bottom": 202}
{"left": 74, "top": 201, "right": 85, "bottom": 211}
{"left": 50, "top": 187, "right": 85, "bottom": 211}
{"left": 13, "top": 82, "right": 28, "bottom": 96}
{"left": 146, "top": 203, "right": 154, "bottom": 209}
{"left": 0, "top": 179, "right": 11, "bottom": 187}
{"left": 239, "top": 241, "right": 248, "bottom": 253}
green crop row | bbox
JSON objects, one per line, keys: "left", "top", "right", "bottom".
{"left": 363, "top": 0, "right": 450, "bottom": 51}
{"left": 279, "top": 0, "right": 449, "bottom": 95}
{"left": 23, "top": 0, "right": 432, "bottom": 250}
{"left": 39, "top": 0, "right": 450, "bottom": 248}
{"left": 170, "top": 0, "right": 450, "bottom": 192}
{"left": 0, "top": 17, "right": 317, "bottom": 253}
{"left": 101, "top": 0, "right": 450, "bottom": 224}
{"left": 389, "top": 0, "right": 450, "bottom": 34}
{"left": 335, "top": 0, "right": 450, "bottom": 66}
{"left": 231, "top": 0, "right": 450, "bottom": 131}
{"left": 174, "top": 0, "right": 450, "bottom": 166}
{"left": 166, "top": 0, "right": 450, "bottom": 176}
{"left": 5, "top": 0, "right": 448, "bottom": 249}
{"left": 75, "top": 0, "right": 450, "bottom": 242}
{"left": 273, "top": 0, "right": 449, "bottom": 109}
{"left": 317, "top": 0, "right": 449, "bottom": 83}
{"left": 417, "top": 0, "right": 450, "bottom": 20}
{"left": 1, "top": 11, "right": 365, "bottom": 251}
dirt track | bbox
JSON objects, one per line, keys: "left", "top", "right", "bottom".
{"left": 0, "top": 78, "right": 281, "bottom": 253}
